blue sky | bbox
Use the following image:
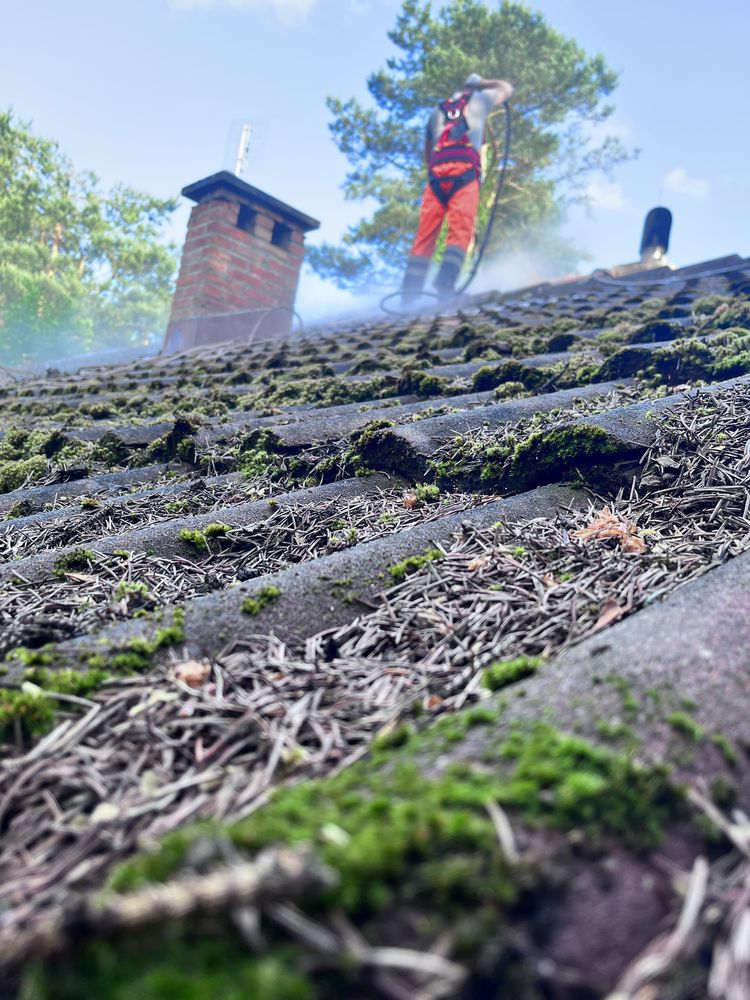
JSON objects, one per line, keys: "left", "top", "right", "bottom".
{"left": 2, "top": 0, "right": 747, "bottom": 319}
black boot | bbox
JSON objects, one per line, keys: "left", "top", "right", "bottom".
{"left": 434, "top": 245, "right": 465, "bottom": 299}
{"left": 400, "top": 255, "right": 430, "bottom": 307}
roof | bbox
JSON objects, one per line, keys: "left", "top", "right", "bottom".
{"left": 182, "top": 170, "right": 321, "bottom": 232}
{"left": 1, "top": 251, "right": 750, "bottom": 994}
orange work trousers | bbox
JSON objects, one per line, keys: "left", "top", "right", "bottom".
{"left": 410, "top": 162, "right": 480, "bottom": 257}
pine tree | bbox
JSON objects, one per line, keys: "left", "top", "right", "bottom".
{"left": 0, "top": 110, "right": 177, "bottom": 365}
{"left": 308, "top": 0, "right": 633, "bottom": 289}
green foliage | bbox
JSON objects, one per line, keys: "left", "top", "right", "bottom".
{"left": 388, "top": 548, "right": 443, "bottom": 582}
{"left": 178, "top": 523, "right": 230, "bottom": 552}
{"left": 108, "top": 610, "right": 186, "bottom": 672}
{"left": 23, "top": 667, "right": 109, "bottom": 698}
{"left": 48, "top": 707, "right": 680, "bottom": 997}
{"left": 472, "top": 360, "right": 548, "bottom": 392}
{"left": 0, "top": 109, "right": 177, "bottom": 365}
{"left": 111, "top": 714, "right": 678, "bottom": 902}
{"left": 483, "top": 655, "right": 542, "bottom": 691}
{"left": 53, "top": 548, "right": 96, "bottom": 577}
{"left": 308, "top": 0, "right": 632, "bottom": 288}
{"left": 5, "top": 499, "right": 33, "bottom": 518}
{"left": 509, "top": 424, "right": 620, "bottom": 478}
{"left": 666, "top": 712, "right": 705, "bottom": 743}
{"left": 114, "top": 581, "right": 150, "bottom": 601}
{"left": 0, "top": 454, "right": 47, "bottom": 493}
{"left": 24, "top": 941, "right": 314, "bottom": 1000}
{"left": 414, "top": 483, "right": 440, "bottom": 502}
{"left": 711, "top": 733, "right": 738, "bottom": 766}
{"left": 241, "top": 585, "right": 282, "bottom": 616}
{"left": 0, "top": 687, "right": 56, "bottom": 742}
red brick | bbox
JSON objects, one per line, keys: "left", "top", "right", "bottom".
{"left": 168, "top": 189, "right": 312, "bottom": 345}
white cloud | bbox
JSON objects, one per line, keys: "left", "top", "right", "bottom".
{"left": 584, "top": 179, "right": 626, "bottom": 212}
{"left": 663, "top": 167, "right": 710, "bottom": 199}
{"left": 169, "top": 0, "right": 319, "bottom": 26}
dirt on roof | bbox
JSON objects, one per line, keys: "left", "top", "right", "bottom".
{"left": 2, "top": 256, "right": 750, "bottom": 999}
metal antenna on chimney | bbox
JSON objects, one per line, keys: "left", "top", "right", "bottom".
{"left": 234, "top": 124, "right": 252, "bottom": 177}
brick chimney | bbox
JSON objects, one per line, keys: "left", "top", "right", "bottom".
{"left": 164, "top": 171, "right": 319, "bottom": 353}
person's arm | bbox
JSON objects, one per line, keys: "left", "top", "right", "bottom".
{"left": 476, "top": 78, "right": 514, "bottom": 106}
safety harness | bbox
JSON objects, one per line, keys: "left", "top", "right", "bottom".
{"left": 428, "top": 91, "right": 481, "bottom": 207}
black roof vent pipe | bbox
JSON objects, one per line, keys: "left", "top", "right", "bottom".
{"left": 640, "top": 206, "right": 672, "bottom": 261}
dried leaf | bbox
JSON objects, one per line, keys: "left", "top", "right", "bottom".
{"left": 467, "top": 554, "right": 491, "bottom": 572}
{"left": 173, "top": 660, "right": 211, "bottom": 689}
{"left": 593, "top": 598, "right": 629, "bottom": 632}
{"left": 572, "top": 507, "right": 647, "bottom": 553}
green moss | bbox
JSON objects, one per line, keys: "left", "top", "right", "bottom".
{"left": 472, "top": 360, "right": 547, "bottom": 393}
{"left": 90, "top": 432, "right": 130, "bottom": 467}
{"left": 0, "top": 427, "right": 67, "bottom": 462}
{"left": 710, "top": 776, "right": 736, "bottom": 809}
{"left": 25, "top": 940, "right": 315, "bottom": 1000}
{"left": 705, "top": 301, "right": 750, "bottom": 330}
{"left": 666, "top": 712, "right": 705, "bottom": 742}
{"left": 237, "top": 430, "right": 283, "bottom": 479}
{"left": 108, "top": 611, "right": 186, "bottom": 672}
{"left": 711, "top": 733, "right": 738, "bottom": 766}
{"left": 141, "top": 417, "right": 198, "bottom": 465}
{"left": 595, "top": 720, "right": 634, "bottom": 742}
{"left": 692, "top": 294, "right": 731, "bottom": 315}
{"left": 178, "top": 523, "right": 230, "bottom": 552}
{"left": 114, "top": 581, "right": 150, "bottom": 601}
{"left": 111, "top": 714, "right": 678, "bottom": 910}
{"left": 5, "top": 647, "right": 55, "bottom": 668}
{"left": 606, "top": 676, "right": 639, "bottom": 717}
{"left": 241, "top": 585, "right": 282, "bottom": 616}
{"left": 5, "top": 499, "right": 33, "bottom": 518}
{"left": 509, "top": 425, "right": 620, "bottom": 481}
{"left": 495, "top": 724, "right": 676, "bottom": 844}
{"left": 483, "top": 656, "right": 542, "bottom": 692}
{"left": 397, "top": 370, "right": 451, "bottom": 398}
{"left": 23, "top": 667, "right": 109, "bottom": 698}
{"left": 414, "top": 483, "right": 440, "bottom": 502}
{"left": 492, "top": 380, "right": 527, "bottom": 400}
{"left": 387, "top": 548, "right": 443, "bottom": 583}
{"left": 53, "top": 548, "right": 96, "bottom": 577}
{"left": 0, "top": 454, "right": 47, "bottom": 493}
{"left": 372, "top": 721, "right": 414, "bottom": 751}
{"left": 0, "top": 687, "right": 56, "bottom": 743}
{"left": 109, "top": 650, "right": 152, "bottom": 673}
{"left": 154, "top": 608, "right": 186, "bottom": 648}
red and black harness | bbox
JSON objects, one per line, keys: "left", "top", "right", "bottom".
{"left": 428, "top": 91, "right": 481, "bottom": 206}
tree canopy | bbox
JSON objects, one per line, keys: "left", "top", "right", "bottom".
{"left": 307, "top": 0, "right": 633, "bottom": 289}
{"left": 0, "top": 110, "right": 178, "bottom": 366}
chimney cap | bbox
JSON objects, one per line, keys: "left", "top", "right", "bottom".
{"left": 181, "top": 170, "right": 320, "bottom": 233}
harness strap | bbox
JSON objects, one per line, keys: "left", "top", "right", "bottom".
{"left": 428, "top": 166, "right": 478, "bottom": 207}
{"left": 429, "top": 145, "right": 481, "bottom": 171}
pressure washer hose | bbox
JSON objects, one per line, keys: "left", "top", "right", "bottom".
{"left": 380, "top": 102, "right": 513, "bottom": 317}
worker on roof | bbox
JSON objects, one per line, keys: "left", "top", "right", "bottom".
{"left": 401, "top": 73, "right": 514, "bottom": 303}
